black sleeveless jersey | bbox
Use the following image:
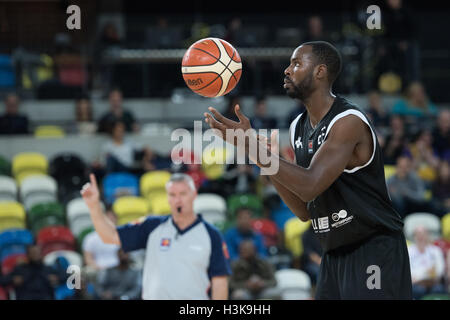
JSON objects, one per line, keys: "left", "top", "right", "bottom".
{"left": 289, "top": 95, "right": 403, "bottom": 253}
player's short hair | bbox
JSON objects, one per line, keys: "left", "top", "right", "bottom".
{"left": 166, "top": 173, "right": 196, "bottom": 191}
{"left": 302, "top": 41, "right": 342, "bottom": 85}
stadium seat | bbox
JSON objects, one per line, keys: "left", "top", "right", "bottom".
{"left": 271, "top": 201, "right": 296, "bottom": 230}
{"left": 1, "top": 253, "right": 27, "bottom": 275}
{"left": 274, "top": 269, "right": 312, "bottom": 300}
{"left": 284, "top": 217, "right": 311, "bottom": 258}
{"left": 433, "top": 238, "right": 450, "bottom": 258}
{"left": 103, "top": 172, "right": 139, "bottom": 204}
{"left": 227, "top": 194, "right": 263, "bottom": 218}
{"left": 140, "top": 170, "right": 171, "bottom": 198}
{"left": 28, "top": 202, "right": 65, "bottom": 234}
{"left": 0, "top": 202, "right": 26, "bottom": 233}
{"left": 113, "top": 196, "right": 149, "bottom": 226}
{"left": 194, "top": 193, "right": 227, "bottom": 226}
{"left": 12, "top": 152, "right": 48, "bottom": 183}
{"left": 251, "top": 218, "right": 279, "bottom": 248}
{"left": 0, "top": 229, "right": 33, "bottom": 259}
{"left": 43, "top": 250, "right": 83, "bottom": 268}
{"left": 384, "top": 165, "right": 396, "bottom": 180}
{"left": 34, "top": 125, "right": 66, "bottom": 138}
{"left": 20, "top": 175, "right": 57, "bottom": 210}
{"left": 0, "top": 54, "right": 16, "bottom": 88}
{"left": 404, "top": 212, "right": 441, "bottom": 241}
{"left": 0, "top": 245, "right": 26, "bottom": 262}
{"left": 201, "top": 147, "right": 230, "bottom": 180}
{"left": 0, "top": 156, "right": 11, "bottom": 176}
{"left": 77, "top": 227, "right": 95, "bottom": 249}
{"left": 49, "top": 153, "right": 87, "bottom": 182}
{"left": 37, "top": 226, "right": 76, "bottom": 256}
{"left": 442, "top": 213, "right": 450, "bottom": 240}
{"left": 0, "top": 286, "right": 8, "bottom": 300}
{"left": 150, "top": 193, "right": 171, "bottom": 215}
{"left": 0, "top": 176, "right": 18, "bottom": 202}
{"left": 67, "top": 198, "right": 98, "bottom": 238}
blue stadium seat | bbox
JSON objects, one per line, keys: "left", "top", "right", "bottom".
{"left": 271, "top": 201, "right": 296, "bottom": 230}
{"left": 0, "top": 54, "right": 15, "bottom": 88}
{"left": 103, "top": 172, "right": 139, "bottom": 205}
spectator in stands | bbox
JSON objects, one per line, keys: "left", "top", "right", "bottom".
{"left": 366, "top": 90, "right": 389, "bottom": 129}
{"left": 432, "top": 109, "right": 450, "bottom": 161}
{"left": 70, "top": 271, "right": 95, "bottom": 300}
{"left": 391, "top": 82, "right": 438, "bottom": 121}
{"left": 378, "top": 0, "right": 419, "bottom": 84}
{"left": 224, "top": 17, "right": 242, "bottom": 44}
{"left": 2, "top": 244, "right": 59, "bottom": 299}
{"left": 382, "top": 115, "right": 408, "bottom": 165}
{"left": 408, "top": 226, "right": 446, "bottom": 299}
{"left": 301, "top": 224, "right": 323, "bottom": 286}
{"left": 431, "top": 161, "right": 450, "bottom": 215}
{"left": 0, "top": 93, "right": 29, "bottom": 135}
{"left": 386, "top": 156, "right": 428, "bottom": 217}
{"left": 303, "top": 15, "right": 330, "bottom": 43}
{"left": 82, "top": 209, "right": 120, "bottom": 275}
{"left": 142, "top": 147, "right": 172, "bottom": 172}
{"left": 225, "top": 207, "right": 267, "bottom": 261}
{"left": 74, "top": 96, "right": 97, "bottom": 135}
{"left": 97, "top": 88, "right": 138, "bottom": 134}
{"left": 229, "top": 240, "right": 280, "bottom": 300}
{"left": 403, "top": 129, "right": 440, "bottom": 184}
{"left": 250, "top": 96, "right": 277, "bottom": 130}
{"left": 285, "top": 102, "right": 306, "bottom": 128}
{"left": 223, "top": 164, "right": 258, "bottom": 195}
{"left": 95, "top": 249, "right": 142, "bottom": 300}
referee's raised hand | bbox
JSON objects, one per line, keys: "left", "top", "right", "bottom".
{"left": 81, "top": 173, "right": 100, "bottom": 209}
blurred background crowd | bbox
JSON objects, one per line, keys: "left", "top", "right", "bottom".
{"left": 0, "top": 0, "right": 449, "bottom": 300}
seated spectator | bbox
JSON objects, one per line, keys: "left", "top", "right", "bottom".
{"left": 366, "top": 90, "right": 389, "bottom": 129}
{"left": 223, "top": 164, "right": 258, "bottom": 195}
{"left": 142, "top": 147, "right": 172, "bottom": 172}
{"left": 0, "top": 93, "right": 29, "bottom": 135}
{"left": 300, "top": 224, "right": 323, "bottom": 287}
{"left": 82, "top": 209, "right": 120, "bottom": 273}
{"left": 74, "top": 96, "right": 97, "bottom": 135}
{"left": 69, "top": 271, "right": 96, "bottom": 300}
{"left": 229, "top": 240, "right": 280, "bottom": 300}
{"left": 225, "top": 207, "right": 267, "bottom": 262}
{"left": 382, "top": 115, "right": 408, "bottom": 165}
{"left": 408, "top": 226, "right": 446, "bottom": 300}
{"left": 250, "top": 96, "right": 277, "bottom": 130}
{"left": 431, "top": 160, "right": 450, "bottom": 216}
{"left": 97, "top": 120, "right": 144, "bottom": 174}
{"left": 95, "top": 249, "right": 142, "bottom": 300}
{"left": 386, "top": 156, "right": 428, "bottom": 217}
{"left": 97, "top": 88, "right": 138, "bottom": 134}
{"left": 432, "top": 109, "right": 450, "bottom": 161}
{"left": 391, "top": 82, "right": 438, "bottom": 120}
{"left": 303, "top": 15, "right": 331, "bottom": 43}
{"left": 404, "top": 129, "right": 440, "bottom": 184}
{"left": 2, "top": 244, "right": 59, "bottom": 299}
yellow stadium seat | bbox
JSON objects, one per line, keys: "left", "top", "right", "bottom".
{"left": 113, "top": 196, "right": 149, "bottom": 219}
{"left": 442, "top": 213, "right": 450, "bottom": 241}
{"left": 12, "top": 152, "right": 48, "bottom": 181}
{"left": 34, "top": 125, "right": 65, "bottom": 138}
{"left": 140, "top": 171, "right": 171, "bottom": 198}
{"left": 384, "top": 165, "right": 396, "bottom": 180}
{"left": 150, "top": 194, "right": 171, "bottom": 216}
{"left": 284, "top": 217, "right": 311, "bottom": 258}
{"left": 202, "top": 147, "right": 230, "bottom": 180}
{"left": 0, "top": 201, "right": 26, "bottom": 221}
{"left": 0, "top": 220, "right": 26, "bottom": 233}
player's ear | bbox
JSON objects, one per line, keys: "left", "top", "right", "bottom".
{"left": 315, "top": 64, "right": 327, "bottom": 80}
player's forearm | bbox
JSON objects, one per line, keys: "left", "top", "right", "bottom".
{"left": 87, "top": 202, "right": 121, "bottom": 245}
{"left": 268, "top": 176, "right": 310, "bottom": 222}
{"left": 211, "top": 276, "right": 229, "bottom": 300}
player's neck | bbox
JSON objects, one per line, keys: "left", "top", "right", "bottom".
{"left": 303, "top": 90, "right": 336, "bottom": 128}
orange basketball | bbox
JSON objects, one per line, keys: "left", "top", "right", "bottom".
{"left": 181, "top": 38, "right": 242, "bottom": 98}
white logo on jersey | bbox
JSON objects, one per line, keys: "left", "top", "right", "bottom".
{"left": 295, "top": 136, "right": 302, "bottom": 149}
{"left": 317, "top": 126, "right": 327, "bottom": 146}
{"left": 311, "top": 216, "right": 330, "bottom": 233}
{"left": 330, "top": 209, "right": 354, "bottom": 228}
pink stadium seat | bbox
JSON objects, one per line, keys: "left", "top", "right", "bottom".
{"left": 37, "top": 226, "right": 76, "bottom": 256}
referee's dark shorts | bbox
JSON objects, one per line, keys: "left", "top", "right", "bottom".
{"left": 315, "top": 230, "right": 413, "bottom": 299}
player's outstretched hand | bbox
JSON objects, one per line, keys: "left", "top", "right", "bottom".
{"left": 80, "top": 173, "right": 100, "bottom": 209}
{"left": 204, "top": 104, "right": 253, "bottom": 147}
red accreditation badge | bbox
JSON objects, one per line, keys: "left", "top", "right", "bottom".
{"left": 308, "top": 140, "right": 314, "bottom": 154}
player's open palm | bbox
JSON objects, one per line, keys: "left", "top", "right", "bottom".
{"left": 81, "top": 173, "right": 100, "bottom": 209}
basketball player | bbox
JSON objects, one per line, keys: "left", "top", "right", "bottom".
{"left": 204, "top": 41, "right": 413, "bottom": 299}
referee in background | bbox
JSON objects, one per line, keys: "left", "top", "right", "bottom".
{"left": 81, "top": 173, "right": 231, "bottom": 300}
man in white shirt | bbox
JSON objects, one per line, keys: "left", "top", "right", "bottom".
{"left": 408, "top": 225, "right": 447, "bottom": 299}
